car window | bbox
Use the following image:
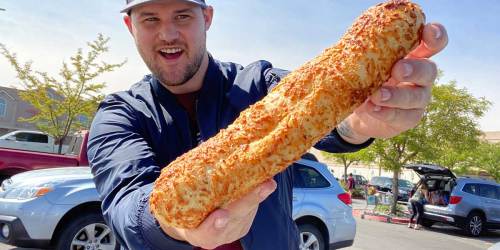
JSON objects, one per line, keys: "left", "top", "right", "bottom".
{"left": 479, "top": 184, "right": 497, "bottom": 199}
{"left": 292, "top": 163, "right": 330, "bottom": 188}
{"left": 462, "top": 183, "right": 479, "bottom": 195}
{"left": 28, "top": 134, "right": 48, "bottom": 143}
{"left": 15, "top": 132, "right": 30, "bottom": 142}
{"left": 426, "top": 179, "right": 437, "bottom": 189}
{"left": 383, "top": 178, "right": 392, "bottom": 187}
{"left": 14, "top": 132, "right": 48, "bottom": 143}
{"left": 370, "top": 177, "right": 382, "bottom": 186}
{"left": 497, "top": 187, "right": 500, "bottom": 200}
{"left": 398, "top": 180, "right": 413, "bottom": 188}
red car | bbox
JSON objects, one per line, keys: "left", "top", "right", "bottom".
{"left": 0, "top": 131, "right": 88, "bottom": 182}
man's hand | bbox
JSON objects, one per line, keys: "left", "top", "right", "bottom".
{"left": 159, "top": 179, "right": 277, "bottom": 249}
{"left": 338, "top": 23, "right": 449, "bottom": 144}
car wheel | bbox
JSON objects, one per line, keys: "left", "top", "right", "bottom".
{"left": 420, "top": 219, "right": 434, "bottom": 228}
{"left": 55, "top": 211, "right": 118, "bottom": 250}
{"left": 298, "top": 224, "right": 325, "bottom": 250}
{"left": 464, "top": 212, "right": 484, "bottom": 237}
{"left": 0, "top": 175, "right": 9, "bottom": 184}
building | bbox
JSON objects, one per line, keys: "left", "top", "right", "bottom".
{"left": 482, "top": 131, "right": 500, "bottom": 144}
{"left": 0, "top": 85, "right": 92, "bottom": 136}
{"left": 0, "top": 86, "right": 38, "bottom": 135}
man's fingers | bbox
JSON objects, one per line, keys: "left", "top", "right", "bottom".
{"left": 371, "top": 83, "right": 431, "bottom": 109}
{"left": 223, "top": 179, "right": 277, "bottom": 217}
{"left": 391, "top": 58, "right": 437, "bottom": 87}
{"left": 197, "top": 208, "right": 230, "bottom": 232}
{"left": 185, "top": 179, "right": 276, "bottom": 248}
{"left": 185, "top": 208, "right": 230, "bottom": 249}
{"left": 365, "top": 102, "right": 425, "bottom": 130}
{"left": 407, "top": 23, "right": 448, "bottom": 59}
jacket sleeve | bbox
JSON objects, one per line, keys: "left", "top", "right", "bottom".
{"left": 87, "top": 94, "right": 192, "bottom": 250}
{"left": 314, "top": 129, "right": 374, "bottom": 153}
{"left": 263, "top": 67, "right": 374, "bottom": 154}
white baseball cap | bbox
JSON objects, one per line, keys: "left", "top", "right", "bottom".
{"left": 121, "top": 0, "right": 207, "bottom": 13}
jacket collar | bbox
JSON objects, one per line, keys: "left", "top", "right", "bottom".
{"left": 150, "top": 54, "right": 224, "bottom": 142}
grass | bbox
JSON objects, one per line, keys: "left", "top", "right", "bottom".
{"left": 374, "top": 204, "right": 409, "bottom": 217}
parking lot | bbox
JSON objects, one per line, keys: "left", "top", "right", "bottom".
{"left": 348, "top": 217, "right": 499, "bottom": 250}
{"left": 1, "top": 217, "right": 498, "bottom": 250}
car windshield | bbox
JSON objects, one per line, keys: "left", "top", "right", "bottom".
{"left": 0, "top": 134, "right": 7, "bottom": 139}
{"left": 398, "top": 180, "right": 413, "bottom": 188}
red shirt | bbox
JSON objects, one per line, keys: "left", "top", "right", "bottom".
{"left": 195, "top": 241, "right": 243, "bottom": 250}
{"left": 175, "top": 92, "right": 242, "bottom": 250}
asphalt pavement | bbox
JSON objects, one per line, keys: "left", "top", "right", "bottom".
{"left": 1, "top": 212, "right": 498, "bottom": 250}
{"left": 348, "top": 215, "right": 499, "bottom": 250}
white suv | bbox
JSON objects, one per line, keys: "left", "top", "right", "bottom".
{"left": 406, "top": 164, "right": 500, "bottom": 236}
{"left": 293, "top": 159, "right": 356, "bottom": 249}
{"left": 0, "top": 158, "right": 356, "bottom": 250}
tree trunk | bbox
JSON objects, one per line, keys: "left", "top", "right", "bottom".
{"left": 57, "top": 136, "right": 66, "bottom": 154}
{"left": 344, "top": 166, "right": 348, "bottom": 183}
{"left": 391, "top": 170, "right": 400, "bottom": 215}
{"left": 343, "top": 158, "right": 350, "bottom": 184}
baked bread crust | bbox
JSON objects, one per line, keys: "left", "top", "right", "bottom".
{"left": 150, "top": 0, "right": 425, "bottom": 229}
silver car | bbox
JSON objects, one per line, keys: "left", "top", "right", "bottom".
{"left": 0, "top": 159, "right": 355, "bottom": 250}
{"left": 406, "top": 164, "right": 500, "bottom": 236}
{"left": 0, "top": 167, "right": 117, "bottom": 250}
{"left": 293, "top": 159, "right": 356, "bottom": 250}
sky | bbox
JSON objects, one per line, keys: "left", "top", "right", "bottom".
{"left": 0, "top": 0, "right": 499, "bottom": 131}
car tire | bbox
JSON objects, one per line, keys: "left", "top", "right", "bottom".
{"left": 464, "top": 212, "right": 484, "bottom": 237}
{"left": 55, "top": 211, "right": 118, "bottom": 250}
{"left": 298, "top": 224, "right": 325, "bottom": 250}
{"left": 420, "top": 219, "right": 434, "bottom": 228}
{"left": 0, "top": 175, "right": 9, "bottom": 184}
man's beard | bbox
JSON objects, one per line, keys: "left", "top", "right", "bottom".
{"left": 141, "top": 42, "right": 206, "bottom": 87}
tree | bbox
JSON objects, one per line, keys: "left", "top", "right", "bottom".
{"left": 322, "top": 149, "right": 374, "bottom": 183}
{"left": 368, "top": 81, "right": 490, "bottom": 214}
{"left": 472, "top": 142, "right": 500, "bottom": 182}
{"left": 0, "top": 34, "right": 126, "bottom": 153}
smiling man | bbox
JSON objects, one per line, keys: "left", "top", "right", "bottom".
{"left": 87, "top": 0, "right": 448, "bottom": 249}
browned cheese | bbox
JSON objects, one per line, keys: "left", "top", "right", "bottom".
{"left": 150, "top": 0, "right": 425, "bottom": 229}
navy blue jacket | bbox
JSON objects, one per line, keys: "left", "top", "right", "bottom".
{"left": 88, "top": 55, "right": 373, "bottom": 250}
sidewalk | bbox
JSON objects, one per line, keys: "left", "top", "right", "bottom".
{"left": 352, "top": 198, "right": 410, "bottom": 225}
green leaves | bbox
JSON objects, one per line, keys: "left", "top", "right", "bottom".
{"left": 470, "top": 142, "right": 500, "bottom": 182}
{"left": 1, "top": 34, "right": 126, "bottom": 154}
{"left": 359, "top": 78, "right": 492, "bottom": 214}
{"left": 365, "top": 81, "right": 491, "bottom": 174}
{"left": 322, "top": 148, "right": 375, "bottom": 181}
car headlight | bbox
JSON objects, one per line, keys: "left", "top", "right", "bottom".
{"left": 1, "top": 184, "right": 54, "bottom": 200}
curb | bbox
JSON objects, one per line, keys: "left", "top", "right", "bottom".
{"left": 361, "top": 213, "right": 390, "bottom": 223}
{"left": 390, "top": 217, "right": 410, "bottom": 224}
{"left": 353, "top": 209, "right": 410, "bottom": 225}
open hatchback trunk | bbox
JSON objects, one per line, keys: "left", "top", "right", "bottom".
{"left": 405, "top": 163, "right": 456, "bottom": 207}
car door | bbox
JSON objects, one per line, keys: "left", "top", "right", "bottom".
{"left": 28, "top": 133, "right": 52, "bottom": 153}
{"left": 292, "top": 163, "right": 332, "bottom": 218}
{"left": 292, "top": 163, "right": 306, "bottom": 216}
{"left": 14, "top": 132, "right": 34, "bottom": 151}
{"left": 479, "top": 184, "right": 500, "bottom": 223}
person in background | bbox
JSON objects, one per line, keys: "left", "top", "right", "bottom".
{"left": 347, "top": 173, "right": 356, "bottom": 195}
{"left": 409, "top": 182, "right": 430, "bottom": 230}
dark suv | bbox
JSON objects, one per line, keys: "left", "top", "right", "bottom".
{"left": 368, "top": 176, "right": 413, "bottom": 201}
{"left": 341, "top": 174, "right": 368, "bottom": 187}
{"left": 406, "top": 163, "right": 500, "bottom": 236}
